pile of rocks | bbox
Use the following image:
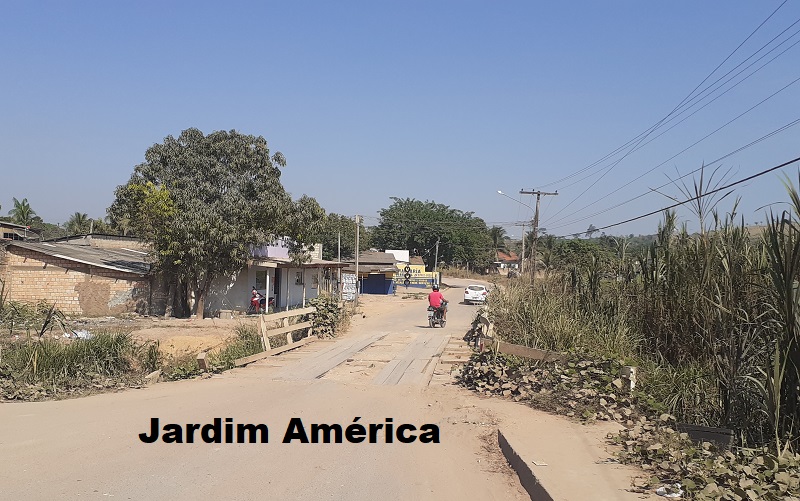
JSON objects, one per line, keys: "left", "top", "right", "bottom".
{"left": 0, "top": 372, "right": 143, "bottom": 402}
{"left": 457, "top": 352, "right": 649, "bottom": 424}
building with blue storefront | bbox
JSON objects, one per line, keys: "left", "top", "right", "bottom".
{"left": 343, "top": 251, "right": 399, "bottom": 295}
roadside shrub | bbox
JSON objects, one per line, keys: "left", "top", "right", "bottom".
{"left": 208, "top": 324, "right": 262, "bottom": 371}
{"left": 0, "top": 331, "right": 158, "bottom": 400}
{"left": 0, "top": 331, "right": 148, "bottom": 383}
{"left": 161, "top": 351, "right": 203, "bottom": 381}
{"left": 0, "top": 300, "right": 67, "bottom": 336}
{"left": 486, "top": 278, "right": 640, "bottom": 361}
{"left": 308, "top": 293, "right": 342, "bottom": 338}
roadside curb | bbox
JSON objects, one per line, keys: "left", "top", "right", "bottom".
{"left": 497, "top": 428, "right": 554, "bottom": 501}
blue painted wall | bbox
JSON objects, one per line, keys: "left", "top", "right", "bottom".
{"left": 361, "top": 274, "right": 394, "bottom": 294}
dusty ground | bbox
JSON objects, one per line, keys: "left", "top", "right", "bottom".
{"left": 0, "top": 278, "right": 644, "bottom": 499}
{"left": 0, "top": 280, "right": 534, "bottom": 500}
{"left": 59, "top": 292, "right": 420, "bottom": 356}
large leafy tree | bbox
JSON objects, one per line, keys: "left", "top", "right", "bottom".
{"left": 109, "top": 128, "right": 321, "bottom": 317}
{"left": 316, "top": 213, "right": 371, "bottom": 261}
{"left": 281, "top": 195, "right": 326, "bottom": 265}
{"left": 372, "top": 197, "right": 493, "bottom": 271}
{"left": 8, "top": 197, "right": 42, "bottom": 226}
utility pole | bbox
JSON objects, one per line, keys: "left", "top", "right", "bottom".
{"left": 337, "top": 230, "right": 342, "bottom": 298}
{"left": 433, "top": 237, "right": 440, "bottom": 285}
{"left": 519, "top": 189, "right": 558, "bottom": 284}
{"left": 520, "top": 223, "right": 525, "bottom": 274}
{"left": 354, "top": 215, "right": 361, "bottom": 305}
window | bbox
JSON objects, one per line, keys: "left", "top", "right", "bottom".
{"left": 255, "top": 270, "right": 267, "bottom": 291}
{"left": 295, "top": 271, "right": 304, "bottom": 285}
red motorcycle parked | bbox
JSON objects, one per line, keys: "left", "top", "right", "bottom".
{"left": 248, "top": 289, "right": 275, "bottom": 314}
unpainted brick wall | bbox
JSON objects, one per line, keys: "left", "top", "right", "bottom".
{"left": 0, "top": 247, "right": 150, "bottom": 316}
{"left": 62, "top": 235, "right": 148, "bottom": 251}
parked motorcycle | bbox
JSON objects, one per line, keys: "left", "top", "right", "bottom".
{"left": 427, "top": 301, "right": 447, "bottom": 328}
{"left": 248, "top": 293, "right": 276, "bottom": 314}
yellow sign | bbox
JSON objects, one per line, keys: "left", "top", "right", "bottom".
{"left": 402, "top": 264, "right": 438, "bottom": 280}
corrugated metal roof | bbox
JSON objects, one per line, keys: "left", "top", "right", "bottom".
{"left": 351, "top": 251, "right": 398, "bottom": 265}
{"left": 5, "top": 241, "right": 151, "bottom": 275}
{"left": 267, "top": 257, "right": 349, "bottom": 268}
{"left": 342, "top": 264, "right": 399, "bottom": 274}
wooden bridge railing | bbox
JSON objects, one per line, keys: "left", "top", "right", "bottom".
{"left": 233, "top": 307, "right": 315, "bottom": 367}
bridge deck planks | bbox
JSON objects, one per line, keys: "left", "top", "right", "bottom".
{"left": 372, "top": 332, "right": 450, "bottom": 385}
{"left": 273, "top": 331, "right": 389, "bottom": 380}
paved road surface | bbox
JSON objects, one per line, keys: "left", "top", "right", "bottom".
{"left": 0, "top": 278, "right": 530, "bottom": 500}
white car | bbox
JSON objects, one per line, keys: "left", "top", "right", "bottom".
{"left": 464, "top": 284, "right": 488, "bottom": 304}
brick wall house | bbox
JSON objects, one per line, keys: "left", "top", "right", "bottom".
{"left": 0, "top": 241, "right": 151, "bottom": 316}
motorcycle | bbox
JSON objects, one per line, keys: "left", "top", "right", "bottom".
{"left": 427, "top": 300, "right": 447, "bottom": 328}
{"left": 248, "top": 294, "right": 276, "bottom": 314}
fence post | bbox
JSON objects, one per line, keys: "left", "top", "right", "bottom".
{"left": 260, "top": 315, "right": 271, "bottom": 351}
{"left": 197, "top": 352, "right": 208, "bottom": 371}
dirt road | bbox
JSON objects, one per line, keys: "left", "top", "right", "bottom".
{"left": 0, "top": 279, "right": 536, "bottom": 500}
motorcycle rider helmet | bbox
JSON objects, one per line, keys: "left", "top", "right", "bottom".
{"left": 432, "top": 285, "right": 439, "bottom": 291}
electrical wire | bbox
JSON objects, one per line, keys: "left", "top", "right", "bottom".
{"left": 551, "top": 27, "right": 800, "bottom": 195}
{"left": 549, "top": 154, "right": 800, "bottom": 238}
{"left": 544, "top": 73, "right": 800, "bottom": 227}
{"left": 544, "top": 117, "right": 800, "bottom": 230}
{"left": 547, "top": 45, "right": 800, "bottom": 223}
{"left": 538, "top": 0, "right": 790, "bottom": 190}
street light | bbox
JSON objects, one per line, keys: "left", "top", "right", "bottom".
{"left": 497, "top": 190, "right": 533, "bottom": 274}
{"left": 497, "top": 191, "right": 535, "bottom": 212}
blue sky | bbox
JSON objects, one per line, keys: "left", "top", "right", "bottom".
{"left": 2, "top": 1, "right": 799, "bottom": 238}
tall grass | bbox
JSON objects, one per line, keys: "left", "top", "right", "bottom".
{"left": 1, "top": 331, "right": 157, "bottom": 386}
{"left": 208, "top": 324, "right": 262, "bottom": 370}
{"left": 488, "top": 174, "right": 800, "bottom": 452}
{"left": 488, "top": 278, "right": 640, "bottom": 360}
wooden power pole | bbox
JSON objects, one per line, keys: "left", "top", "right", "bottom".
{"left": 354, "top": 215, "right": 361, "bottom": 305}
{"left": 519, "top": 190, "right": 558, "bottom": 284}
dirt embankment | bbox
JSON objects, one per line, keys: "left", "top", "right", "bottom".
{"left": 61, "top": 315, "right": 259, "bottom": 355}
{"left": 68, "top": 294, "right": 415, "bottom": 356}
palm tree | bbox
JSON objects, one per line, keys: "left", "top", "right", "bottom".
{"left": 489, "top": 226, "right": 507, "bottom": 260}
{"left": 91, "top": 217, "right": 114, "bottom": 234}
{"left": 66, "top": 212, "right": 90, "bottom": 235}
{"left": 8, "top": 197, "right": 41, "bottom": 226}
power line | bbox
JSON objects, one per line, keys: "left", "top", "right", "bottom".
{"left": 544, "top": 117, "right": 800, "bottom": 231}
{"left": 544, "top": 72, "right": 800, "bottom": 227}
{"left": 542, "top": 8, "right": 798, "bottom": 224}
{"left": 538, "top": 1, "right": 790, "bottom": 190}
{"left": 547, "top": 55, "right": 800, "bottom": 223}
{"left": 551, "top": 27, "right": 800, "bottom": 196}
{"left": 551, "top": 154, "right": 800, "bottom": 238}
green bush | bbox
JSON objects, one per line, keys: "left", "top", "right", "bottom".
{"left": 208, "top": 324, "right": 263, "bottom": 371}
{"left": 308, "top": 293, "right": 342, "bottom": 338}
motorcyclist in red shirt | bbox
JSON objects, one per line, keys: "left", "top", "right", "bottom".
{"left": 428, "top": 285, "right": 447, "bottom": 321}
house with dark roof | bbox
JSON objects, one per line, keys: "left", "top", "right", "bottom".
{"left": 0, "top": 240, "right": 151, "bottom": 316}
{"left": 409, "top": 256, "right": 425, "bottom": 266}
{"left": 342, "top": 251, "right": 399, "bottom": 295}
{"left": 0, "top": 232, "right": 348, "bottom": 318}
{"left": 0, "top": 221, "right": 42, "bottom": 242}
